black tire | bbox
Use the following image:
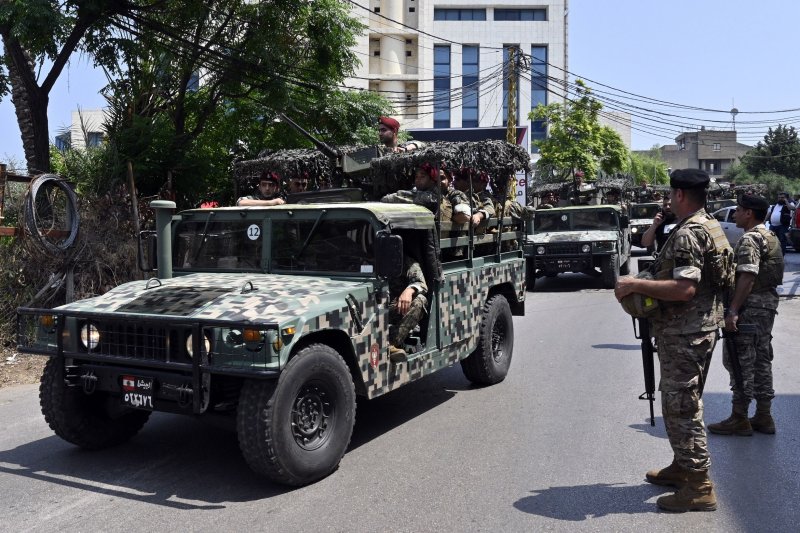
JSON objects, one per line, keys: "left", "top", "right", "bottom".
{"left": 525, "top": 259, "right": 536, "bottom": 291}
{"left": 620, "top": 256, "right": 630, "bottom": 275}
{"left": 237, "top": 344, "right": 356, "bottom": 486}
{"left": 461, "top": 294, "right": 514, "bottom": 385}
{"left": 601, "top": 254, "right": 620, "bottom": 289}
{"left": 39, "top": 358, "right": 150, "bottom": 450}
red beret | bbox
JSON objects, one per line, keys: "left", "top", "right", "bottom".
{"left": 379, "top": 116, "right": 400, "bottom": 132}
{"left": 259, "top": 170, "right": 280, "bottom": 184}
{"left": 420, "top": 162, "right": 438, "bottom": 180}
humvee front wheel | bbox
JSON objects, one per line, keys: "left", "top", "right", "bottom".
{"left": 601, "top": 254, "right": 620, "bottom": 289}
{"left": 237, "top": 344, "right": 356, "bottom": 486}
{"left": 461, "top": 294, "right": 514, "bottom": 385}
{"left": 40, "top": 358, "right": 150, "bottom": 450}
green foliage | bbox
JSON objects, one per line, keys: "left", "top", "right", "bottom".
{"left": 529, "top": 80, "right": 629, "bottom": 182}
{"left": 628, "top": 152, "right": 670, "bottom": 185}
{"left": 50, "top": 143, "right": 125, "bottom": 196}
{"left": 741, "top": 124, "right": 800, "bottom": 180}
{"left": 728, "top": 169, "right": 799, "bottom": 202}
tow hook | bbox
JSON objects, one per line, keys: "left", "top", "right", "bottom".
{"left": 80, "top": 371, "right": 97, "bottom": 394}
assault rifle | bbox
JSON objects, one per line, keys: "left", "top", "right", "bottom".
{"left": 632, "top": 317, "right": 656, "bottom": 426}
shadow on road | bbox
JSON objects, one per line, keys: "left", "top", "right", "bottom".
{"left": 513, "top": 482, "right": 666, "bottom": 519}
{"left": 0, "top": 366, "right": 476, "bottom": 507}
{"left": 592, "top": 343, "right": 640, "bottom": 351}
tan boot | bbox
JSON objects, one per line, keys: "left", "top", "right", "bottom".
{"left": 388, "top": 345, "right": 407, "bottom": 363}
{"left": 750, "top": 400, "right": 775, "bottom": 434}
{"left": 708, "top": 403, "right": 753, "bottom": 436}
{"left": 645, "top": 460, "right": 687, "bottom": 488}
{"left": 656, "top": 470, "right": 717, "bottom": 512}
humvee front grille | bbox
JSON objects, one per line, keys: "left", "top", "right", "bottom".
{"left": 96, "top": 322, "right": 171, "bottom": 361}
{"left": 547, "top": 243, "right": 580, "bottom": 255}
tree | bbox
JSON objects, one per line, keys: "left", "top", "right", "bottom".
{"left": 0, "top": 0, "right": 134, "bottom": 173}
{"left": 628, "top": 151, "right": 670, "bottom": 186}
{"left": 741, "top": 124, "right": 800, "bottom": 180}
{"left": 529, "top": 80, "right": 628, "bottom": 183}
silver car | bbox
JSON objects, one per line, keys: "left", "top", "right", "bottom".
{"left": 712, "top": 206, "right": 744, "bottom": 246}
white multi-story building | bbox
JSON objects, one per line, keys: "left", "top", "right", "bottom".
{"left": 346, "top": 1, "right": 569, "bottom": 152}
{"left": 54, "top": 109, "right": 108, "bottom": 152}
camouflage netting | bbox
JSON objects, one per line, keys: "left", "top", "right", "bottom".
{"left": 234, "top": 149, "right": 334, "bottom": 192}
{"left": 370, "top": 140, "right": 532, "bottom": 198}
{"left": 0, "top": 185, "right": 141, "bottom": 344}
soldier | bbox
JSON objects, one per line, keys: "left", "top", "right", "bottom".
{"left": 287, "top": 173, "right": 310, "bottom": 195}
{"left": 438, "top": 167, "right": 471, "bottom": 259}
{"left": 641, "top": 194, "right": 678, "bottom": 253}
{"left": 387, "top": 255, "right": 428, "bottom": 363}
{"left": 377, "top": 116, "right": 422, "bottom": 153}
{"left": 708, "top": 194, "right": 784, "bottom": 436}
{"left": 538, "top": 191, "right": 556, "bottom": 209}
{"left": 236, "top": 171, "right": 286, "bottom": 206}
{"left": 453, "top": 168, "right": 495, "bottom": 230}
{"left": 380, "top": 163, "right": 440, "bottom": 213}
{"left": 614, "top": 168, "right": 732, "bottom": 513}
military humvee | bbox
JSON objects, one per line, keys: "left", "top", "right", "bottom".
{"left": 17, "top": 141, "right": 528, "bottom": 487}
{"left": 628, "top": 202, "right": 660, "bottom": 252}
{"left": 524, "top": 204, "right": 631, "bottom": 289}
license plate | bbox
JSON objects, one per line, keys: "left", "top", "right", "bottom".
{"left": 121, "top": 375, "right": 154, "bottom": 409}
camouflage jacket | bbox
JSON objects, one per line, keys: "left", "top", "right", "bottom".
{"left": 733, "top": 224, "right": 784, "bottom": 310}
{"left": 381, "top": 189, "right": 439, "bottom": 213}
{"left": 388, "top": 256, "right": 427, "bottom": 299}
{"left": 650, "top": 209, "right": 728, "bottom": 336}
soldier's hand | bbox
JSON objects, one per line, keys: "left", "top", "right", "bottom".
{"left": 398, "top": 287, "right": 414, "bottom": 315}
{"left": 652, "top": 212, "right": 664, "bottom": 226}
{"left": 614, "top": 276, "right": 636, "bottom": 302}
{"left": 274, "top": 198, "right": 286, "bottom": 205}
{"left": 724, "top": 313, "right": 738, "bottom": 332}
{"left": 471, "top": 213, "right": 484, "bottom": 227}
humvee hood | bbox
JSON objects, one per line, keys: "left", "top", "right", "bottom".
{"left": 58, "top": 273, "right": 371, "bottom": 323}
{"left": 529, "top": 230, "right": 619, "bottom": 243}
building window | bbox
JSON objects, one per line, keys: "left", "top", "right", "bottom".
{"left": 409, "top": 7, "right": 415, "bottom": 12}
{"left": 406, "top": 50, "right": 412, "bottom": 57}
{"left": 530, "top": 46, "right": 548, "bottom": 152}
{"left": 502, "top": 45, "right": 520, "bottom": 128}
{"left": 462, "top": 45, "right": 480, "bottom": 128}
{"left": 373, "top": 50, "right": 380, "bottom": 56}
{"left": 433, "top": 8, "right": 487, "bottom": 21}
{"left": 494, "top": 8, "right": 547, "bottom": 21}
{"left": 54, "top": 133, "right": 71, "bottom": 151}
{"left": 433, "top": 45, "right": 451, "bottom": 129}
{"left": 713, "top": 143, "right": 721, "bottom": 151}
{"left": 373, "top": 7, "right": 379, "bottom": 13}
{"left": 86, "top": 132, "right": 104, "bottom": 147}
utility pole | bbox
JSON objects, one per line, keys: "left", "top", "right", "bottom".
{"left": 506, "top": 46, "right": 518, "bottom": 200}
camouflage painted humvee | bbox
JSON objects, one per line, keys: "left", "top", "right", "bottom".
{"left": 524, "top": 204, "right": 631, "bottom": 289}
{"left": 628, "top": 202, "right": 660, "bottom": 251}
{"left": 18, "top": 194, "right": 526, "bottom": 486}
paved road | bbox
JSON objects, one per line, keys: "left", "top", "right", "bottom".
{"left": 1, "top": 259, "right": 798, "bottom": 532}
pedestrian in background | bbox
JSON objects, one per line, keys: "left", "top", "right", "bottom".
{"left": 615, "top": 168, "right": 732, "bottom": 513}
{"left": 767, "top": 192, "right": 795, "bottom": 254}
{"left": 708, "top": 194, "right": 784, "bottom": 436}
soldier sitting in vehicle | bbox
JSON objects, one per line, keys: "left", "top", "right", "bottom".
{"left": 236, "top": 170, "right": 286, "bottom": 206}
{"left": 452, "top": 168, "right": 495, "bottom": 231}
{"left": 388, "top": 254, "right": 428, "bottom": 363}
{"left": 438, "top": 167, "right": 472, "bottom": 260}
{"left": 380, "top": 163, "right": 440, "bottom": 213}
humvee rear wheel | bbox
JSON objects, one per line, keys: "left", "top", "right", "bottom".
{"left": 461, "top": 294, "right": 514, "bottom": 385}
{"left": 39, "top": 358, "right": 150, "bottom": 450}
{"left": 601, "top": 254, "right": 620, "bottom": 289}
{"left": 237, "top": 344, "right": 356, "bottom": 486}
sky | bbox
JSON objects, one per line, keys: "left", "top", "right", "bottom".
{"left": 2, "top": 0, "right": 800, "bottom": 168}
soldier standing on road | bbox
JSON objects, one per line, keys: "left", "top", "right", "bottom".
{"left": 614, "top": 168, "right": 732, "bottom": 513}
{"left": 387, "top": 256, "right": 428, "bottom": 363}
{"left": 641, "top": 194, "right": 677, "bottom": 253}
{"left": 708, "top": 194, "right": 784, "bottom": 436}
{"left": 236, "top": 171, "right": 286, "bottom": 206}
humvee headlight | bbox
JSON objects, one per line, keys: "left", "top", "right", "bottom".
{"left": 581, "top": 244, "right": 591, "bottom": 253}
{"left": 79, "top": 323, "right": 100, "bottom": 351}
{"left": 631, "top": 227, "right": 638, "bottom": 234}
{"left": 39, "top": 315, "right": 57, "bottom": 333}
{"left": 186, "top": 332, "right": 211, "bottom": 358}
{"left": 536, "top": 246, "right": 546, "bottom": 255}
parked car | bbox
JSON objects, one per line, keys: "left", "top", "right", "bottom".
{"left": 712, "top": 206, "right": 743, "bottom": 246}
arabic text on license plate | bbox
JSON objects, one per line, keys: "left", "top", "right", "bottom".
{"left": 121, "top": 375, "right": 154, "bottom": 409}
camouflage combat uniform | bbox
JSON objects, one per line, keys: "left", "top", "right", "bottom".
{"left": 723, "top": 224, "right": 784, "bottom": 404}
{"left": 441, "top": 189, "right": 471, "bottom": 259}
{"left": 381, "top": 189, "right": 439, "bottom": 213}
{"left": 388, "top": 256, "right": 428, "bottom": 349}
{"left": 649, "top": 209, "right": 731, "bottom": 472}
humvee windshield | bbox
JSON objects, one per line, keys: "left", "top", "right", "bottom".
{"left": 630, "top": 204, "right": 660, "bottom": 219}
{"left": 174, "top": 218, "right": 263, "bottom": 270}
{"left": 534, "top": 209, "right": 619, "bottom": 233}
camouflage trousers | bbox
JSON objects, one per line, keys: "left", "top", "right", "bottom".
{"left": 722, "top": 307, "right": 776, "bottom": 404}
{"left": 388, "top": 294, "right": 428, "bottom": 348}
{"left": 656, "top": 330, "right": 718, "bottom": 472}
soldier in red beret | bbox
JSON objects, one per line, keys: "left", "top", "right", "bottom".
{"left": 378, "top": 116, "right": 422, "bottom": 153}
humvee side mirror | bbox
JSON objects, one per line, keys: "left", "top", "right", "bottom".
{"left": 619, "top": 215, "right": 629, "bottom": 228}
{"left": 138, "top": 230, "right": 158, "bottom": 272}
{"left": 374, "top": 232, "right": 403, "bottom": 278}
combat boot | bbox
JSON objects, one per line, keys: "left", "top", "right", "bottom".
{"left": 708, "top": 403, "right": 753, "bottom": 436}
{"left": 388, "top": 345, "right": 407, "bottom": 363}
{"left": 749, "top": 400, "right": 775, "bottom": 434}
{"left": 645, "top": 460, "right": 687, "bottom": 488}
{"left": 656, "top": 470, "right": 717, "bottom": 512}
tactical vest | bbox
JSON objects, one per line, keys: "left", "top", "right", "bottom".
{"left": 652, "top": 210, "right": 734, "bottom": 293}
{"left": 750, "top": 226, "right": 784, "bottom": 291}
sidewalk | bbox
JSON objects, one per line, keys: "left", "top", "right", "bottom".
{"left": 778, "top": 250, "right": 800, "bottom": 297}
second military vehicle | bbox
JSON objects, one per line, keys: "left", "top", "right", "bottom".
{"left": 628, "top": 202, "right": 660, "bottom": 252}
